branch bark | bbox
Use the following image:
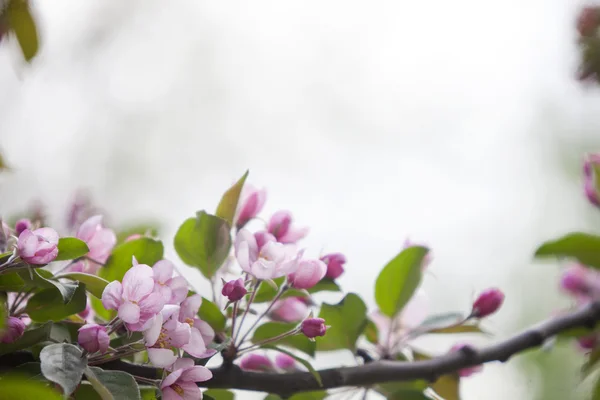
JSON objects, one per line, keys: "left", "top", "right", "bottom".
{"left": 3, "top": 301, "right": 600, "bottom": 398}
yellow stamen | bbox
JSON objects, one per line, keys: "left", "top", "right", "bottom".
{"left": 173, "top": 384, "right": 184, "bottom": 396}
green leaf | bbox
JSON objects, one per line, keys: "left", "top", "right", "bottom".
{"left": 289, "top": 392, "right": 329, "bottom": 400}
{"left": 429, "top": 374, "right": 461, "bottom": 400}
{"left": 0, "top": 375, "right": 62, "bottom": 399}
{"left": 0, "top": 322, "right": 52, "bottom": 356}
{"left": 198, "top": 297, "right": 226, "bottom": 332}
{"left": 363, "top": 318, "right": 379, "bottom": 344}
{"left": 19, "top": 269, "right": 78, "bottom": 304}
{"left": 55, "top": 237, "right": 90, "bottom": 261}
{"left": 91, "top": 295, "right": 116, "bottom": 322}
{"left": 203, "top": 389, "right": 235, "bottom": 400}
{"left": 26, "top": 283, "right": 87, "bottom": 322}
{"left": 115, "top": 222, "right": 161, "bottom": 245}
{"left": 584, "top": 348, "right": 600, "bottom": 378}
{"left": 84, "top": 366, "right": 142, "bottom": 400}
{"left": 408, "top": 312, "right": 465, "bottom": 337}
{"left": 54, "top": 272, "right": 109, "bottom": 299}
{"left": 0, "top": 272, "right": 25, "bottom": 291}
{"left": 12, "top": 362, "right": 43, "bottom": 379}
{"left": 307, "top": 278, "right": 341, "bottom": 294}
{"left": 534, "top": 232, "right": 600, "bottom": 269}
{"left": 263, "top": 345, "right": 322, "bottom": 386}
{"left": 6, "top": 0, "right": 39, "bottom": 62}
{"left": 375, "top": 246, "right": 429, "bottom": 317}
{"left": 100, "top": 238, "right": 164, "bottom": 282}
{"left": 375, "top": 380, "right": 428, "bottom": 400}
{"left": 174, "top": 211, "right": 231, "bottom": 279}
{"left": 252, "top": 322, "right": 315, "bottom": 357}
{"left": 317, "top": 293, "right": 367, "bottom": 352}
{"left": 40, "top": 343, "right": 87, "bottom": 396}
{"left": 216, "top": 170, "right": 249, "bottom": 226}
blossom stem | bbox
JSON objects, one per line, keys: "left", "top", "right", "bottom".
{"left": 234, "top": 279, "right": 261, "bottom": 346}
{"left": 236, "top": 285, "right": 288, "bottom": 347}
{"left": 133, "top": 375, "right": 160, "bottom": 386}
{"left": 107, "top": 320, "right": 124, "bottom": 336}
{"left": 237, "top": 328, "right": 301, "bottom": 353}
{"left": 230, "top": 301, "right": 240, "bottom": 339}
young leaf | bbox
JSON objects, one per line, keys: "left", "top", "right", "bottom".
{"left": 55, "top": 238, "right": 90, "bottom": 261}
{"left": 307, "top": 279, "right": 341, "bottom": 294}
{"left": 19, "top": 269, "right": 78, "bottom": 304}
{"left": 54, "top": 272, "right": 109, "bottom": 299}
{"left": 0, "top": 375, "right": 62, "bottom": 399}
{"left": 428, "top": 374, "right": 461, "bottom": 400}
{"left": 534, "top": 232, "right": 600, "bottom": 269}
{"left": 317, "top": 293, "right": 367, "bottom": 352}
{"left": 216, "top": 170, "right": 249, "bottom": 226}
{"left": 84, "top": 366, "right": 142, "bottom": 400}
{"left": 115, "top": 222, "right": 161, "bottom": 245}
{"left": 40, "top": 343, "right": 87, "bottom": 396}
{"left": 26, "top": 283, "right": 87, "bottom": 322}
{"left": 91, "top": 295, "right": 116, "bottom": 322}
{"left": 203, "top": 389, "right": 235, "bottom": 400}
{"left": 0, "top": 272, "right": 25, "bottom": 291}
{"left": 375, "top": 246, "right": 429, "bottom": 317}
{"left": 252, "top": 321, "right": 315, "bottom": 357}
{"left": 263, "top": 344, "right": 323, "bottom": 386}
{"left": 0, "top": 322, "right": 52, "bottom": 356}
{"left": 100, "top": 238, "right": 164, "bottom": 282}
{"left": 174, "top": 211, "right": 231, "bottom": 279}
{"left": 198, "top": 297, "right": 226, "bottom": 332}
{"left": 5, "top": 0, "right": 39, "bottom": 62}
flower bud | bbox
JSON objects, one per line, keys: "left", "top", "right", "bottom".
{"left": 270, "top": 297, "right": 309, "bottom": 322}
{"left": 221, "top": 278, "right": 247, "bottom": 302}
{"left": 301, "top": 317, "right": 327, "bottom": 338}
{"left": 14, "top": 219, "right": 32, "bottom": 236}
{"left": 78, "top": 324, "right": 110, "bottom": 354}
{"left": 275, "top": 353, "right": 297, "bottom": 372}
{"left": 267, "top": 210, "right": 308, "bottom": 244}
{"left": 577, "top": 333, "right": 598, "bottom": 351}
{"left": 254, "top": 231, "right": 276, "bottom": 251}
{"left": 449, "top": 343, "right": 483, "bottom": 377}
{"left": 288, "top": 259, "right": 327, "bottom": 289}
{"left": 578, "top": 6, "right": 600, "bottom": 37}
{"left": 320, "top": 253, "right": 346, "bottom": 279}
{"left": 0, "top": 317, "right": 25, "bottom": 343}
{"left": 239, "top": 354, "right": 273, "bottom": 371}
{"left": 17, "top": 228, "right": 59, "bottom": 265}
{"left": 470, "top": 288, "right": 504, "bottom": 318}
{"left": 236, "top": 186, "right": 267, "bottom": 229}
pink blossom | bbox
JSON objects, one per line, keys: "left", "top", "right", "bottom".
{"left": 144, "top": 305, "right": 192, "bottom": 368}
{"left": 101, "top": 264, "right": 164, "bottom": 330}
{"left": 78, "top": 324, "right": 109, "bottom": 354}
{"left": 234, "top": 229, "right": 302, "bottom": 280}
{"left": 270, "top": 297, "right": 309, "bottom": 322}
{"left": 73, "top": 215, "right": 116, "bottom": 274}
{"left": 0, "top": 317, "right": 25, "bottom": 343}
{"left": 222, "top": 278, "right": 247, "bottom": 302}
{"left": 560, "top": 264, "right": 600, "bottom": 300}
{"left": 235, "top": 185, "right": 267, "bottom": 229}
{"left": 152, "top": 260, "right": 189, "bottom": 305}
{"left": 17, "top": 228, "right": 59, "bottom": 265}
{"left": 267, "top": 211, "right": 309, "bottom": 244}
{"left": 320, "top": 253, "right": 346, "bottom": 280}
{"left": 288, "top": 259, "right": 327, "bottom": 289}
{"left": 14, "top": 219, "right": 32, "bottom": 236}
{"left": 239, "top": 354, "right": 273, "bottom": 371}
{"left": 471, "top": 288, "right": 505, "bottom": 318}
{"left": 78, "top": 299, "right": 95, "bottom": 322}
{"left": 301, "top": 318, "right": 327, "bottom": 338}
{"left": 275, "top": 353, "right": 297, "bottom": 372}
{"left": 577, "top": 333, "right": 598, "bottom": 350}
{"left": 254, "top": 231, "right": 276, "bottom": 251}
{"left": 178, "top": 295, "right": 215, "bottom": 358}
{"left": 160, "top": 358, "right": 212, "bottom": 400}
{"left": 450, "top": 343, "right": 483, "bottom": 377}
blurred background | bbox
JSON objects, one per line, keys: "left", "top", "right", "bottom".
{"left": 1, "top": 0, "right": 599, "bottom": 398}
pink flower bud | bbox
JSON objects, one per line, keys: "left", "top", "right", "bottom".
{"left": 0, "top": 317, "right": 25, "bottom": 343}
{"left": 17, "top": 228, "right": 59, "bottom": 265}
{"left": 577, "top": 333, "right": 598, "bottom": 350}
{"left": 301, "top": 318, "right": 327, "bottom": 338}
{"left": 236, "top": 186, "right": 267, "bottom": 229}
{"left": 450, "top": 343, "right": 483, "bottom": 377}
{"left": 78, "top": 324, "right": 110, "bottom": 354}
{"left": 560, "top": 264, "right": 600, "bottom": 300}
{"left": 254, "top": 231, "right": 276, "bottom": 251}
{"left": 471, "top": 288, "right": 504, "bottom": 318}
{"left": 288, "top": 259, "right": 327, "bottom": 289}
{"left": 76, "top": 215, "right": 116, "bottom": 265}
{"left": 320, "top": 253, "right": 346, "bottom": 279}
{"left": 270, "top": 297, "right": 309, "bottom": 322}
{"left": 222, "top": 278, "right": 247, "bottom": 302}
{"left": 275, "top": 353, "right": 297, "bottom": 371}
{"left": 239, "top": 354, "right": 273, "bottom": 371}
{"left": 14, "top": 219, "right": 32, "bottom": 236}
{"left": 267, "top": 211, "right": 308, "bottom": 244}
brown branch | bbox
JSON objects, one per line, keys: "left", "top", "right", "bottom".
{"left": 4, "top": 301, "right": 600, "bottom": 398}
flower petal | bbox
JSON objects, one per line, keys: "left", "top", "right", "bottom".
{"left": 118, "top": 301, "right": 141, "bottom": 324}
{"left": 153, "top": 260, "right": 175, "bottom": 284}
{"left": 172, "top": 358, "right": 195, "bottom": 371}
{"left": 122, "top": 264, "right": 155, "bottom": 302}
{"left": 180, "top": 366, "right": 213, "bottom": 383}
{"left": 101, "top": 281, "right": 123, "bottom": 310}
{"left": 160, "top": 387, "right": 182, "bottom": 400}
{"left": 168, "top": 276, "right": 189, "bottom": 305}
{"left": 182, "top": 327, "right": 207, "bottom": 358}
{"left": 143, "top": 313, "right": 164, "bottom": 346}
{"left": 34, "top": 228, "right": 59, "bottom": 245}
{"left": 179, "top": 295, "right": 202, "bottom": 322}
{"left": 148, "top": 348, "right": 178, "bottom": 369}
{"left": 76, "top": 215, "right": 103, "bottom": 243}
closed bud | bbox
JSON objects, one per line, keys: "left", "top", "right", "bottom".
{"left": 17, "top": 227, "right": 59, "bottom": 265}
{"left": 577, "top": 333, "right": 598, "bottom": 351}
{"left": 301, "top": 317, "right": 327, "bottom": 338}
{"left": 320, "top": 253, "right": 346, "bottom": 279}
{"left": 288, "top": 259, "right": 327, "bottom": 289}
{"left": 0, "top": 317, "right": 25, "bottom": 343}
{"left": 14, "top": 219, "right": 32, "bottom": 236}
{"left": 236, "top": 186, "right": 267, "bottom": 229}
{"left": 239, "top": 354, "right": 273, "bottom": 371}
{"left": 470, "top": 288, "right": 504, "bottom": 318}
{"left": 78, "top": 324, "right": 110, "bottom": 354}
{"left": 221, "top": 278, "right": 247, "bottom": 302}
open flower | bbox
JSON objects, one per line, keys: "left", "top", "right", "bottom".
{"left": 234, "top": 229, "right": 302, "bottom": 280}
{"left": 270, "top": 297, "right": 310, "bottom": 322}
{"left": 101, "top": 264, "right": 164, "bottom": 330}
{"left": 288, "top": 259, "right": 327, "bottom": 289}
{"left": 152, "top": 260, "right": 189, "bottom": 305}
{"left": 17, "top": 228, "right": 59, "bottom": 265}
{"left": 160, "top": 358, "right": 212, "bottom": 400}
{"left": 267, "top": 211, "right": 309, "bottom": 244}
{"left": 70, "top": 215, "right": 116, "bottom": 274}
{"left": 144, "top": 305, "right": 192, "bottom": 368}
{"left": 178, "top": 295, "right": 215, "bottom": 358}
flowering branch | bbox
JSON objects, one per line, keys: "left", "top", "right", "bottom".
{"left": 84, "top": 300, "right": 600, "bottom": 398}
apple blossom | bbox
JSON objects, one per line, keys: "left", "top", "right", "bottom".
{"left": 222, "top": 278, "right": 247, "bottom": 302}
{"left": 0, "top": 317, "right": 25, "bottom": 343}
{"left": 269, "top": 297, "right": 310, "bottom": 323}
{"left": 235, "top": 185, "right": 267, "bottom": 229}
{"left": 301, "top": 318, "right": 327, "bottom": 338}
{"left": 160, "top": 358, "right": 212, "bottom": 400}
{"left": 288, "top": 259, "right": 327, "bottom": 289}
{"left": 178, "top": 295, "right": 214, "bottom": 358}
{"left": 17, "top": 228, "right": 59, "bottom": 265}
{"left": 78, "top": 324, "right": 109, "bottom": 354}
{"left": 267, "top": 210, "right": 309, "bottom": 244}
{"left": 152, "top": 259, "right": 189, "bottom": 305}
{"left": 470, "top": 288, "right": 505, "bottom": 318}
{"left": 320, "top": 253, "right": 346, "bottom": 280}
{"left": 69, "top": 215, "right": 116, "bottom": 274}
